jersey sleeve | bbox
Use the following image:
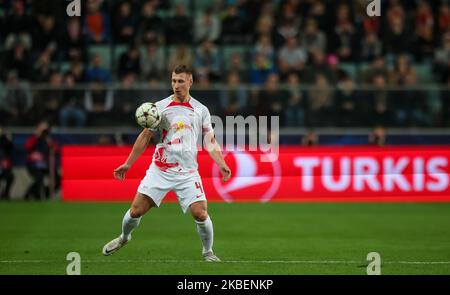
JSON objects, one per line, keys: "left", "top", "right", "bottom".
{"left": 148, "top": 100, "right": 167, "bottom": 133}
{"left": 202, "top": 107, "right": 214, "bottom": 135}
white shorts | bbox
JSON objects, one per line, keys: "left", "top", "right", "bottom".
{"left": 137, "top": 164, "right": 207, "bottom": 213}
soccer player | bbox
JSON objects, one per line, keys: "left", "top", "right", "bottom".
{"left": 102, "top": 65, "right": 231, "bottom": 262}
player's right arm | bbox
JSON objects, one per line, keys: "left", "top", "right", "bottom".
{"left": 113, "top": 129, "right": 154, "bottom": 180}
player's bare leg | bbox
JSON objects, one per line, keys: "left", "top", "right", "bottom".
{"left": 102, "top": 192, "right": 155, "bottom": 256}
{"left": 190, "top": 201, "right": 220, "bottom": 262}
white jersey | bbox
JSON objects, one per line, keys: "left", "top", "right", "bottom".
{"left": 150, "top": 95, "right": 213, "bottom": 175}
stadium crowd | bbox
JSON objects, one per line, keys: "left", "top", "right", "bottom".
{"left": 0, "top": 0, "right": 449, "bottom": 128}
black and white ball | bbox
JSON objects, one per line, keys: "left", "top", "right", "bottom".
{"left": 135, "top": 102, "right": 161, "bottom": 129}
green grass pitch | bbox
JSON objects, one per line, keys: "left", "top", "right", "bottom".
{"left": 1, "top": 201, "right": 450, "bottom": 274}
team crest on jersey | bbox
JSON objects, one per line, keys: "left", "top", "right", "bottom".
{"left": 171, "top": 121, "right": 193, "bottom": 133}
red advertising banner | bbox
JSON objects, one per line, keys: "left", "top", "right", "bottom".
{"left": 62, "top": 145, "right": 450, "bottom": 202}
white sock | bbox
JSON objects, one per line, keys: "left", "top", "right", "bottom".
{"left": 120, "top": 209, "right": 141, "bottom": 241}
{"left": 195, "top": 216, "right": 214, "bottom": 254}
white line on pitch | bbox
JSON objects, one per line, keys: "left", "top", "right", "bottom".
{"left": 1, "top": 260, "right": 450, "bottom": 265}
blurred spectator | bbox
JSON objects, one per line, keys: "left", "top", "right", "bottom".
{"left": 308, "top": 74, "right": 334, "bottom": 126}
{"left": 33, "top": 49, "right": 53, "bottom": 82}
{"left": 139, "top": 1, "right": 165, "bottom": 45}
{"left": 84, "top": 81, "right": 114, "bottom": 126}
{"left": 24, "top": 121, "right": 60, "bottom": 200}
{"left": 59, "top": 72, "right": 87, "bottom": 127}
{"left": 302, "top": 130, "right": 319, "bottom": 146}
{"left": 113, "top": 73, "right": 139, "bottom": 126}
{"left": 303, "top": 49, "right": 331, "bottom": 83}
{"left": 360, "top": 32, "right": 383, "bottom": 62}
{"left": 277, "top": 36, "right": 307, "bottom": 80}
{"left": 441, "top": 76, "right": 450, "bottom": 126}
{"left": 219, "top": 72, "right": 248, "bottom": 118}
{"left": 415, "top": 1, "right": 434, "bottom": 36}
{"left": 326, "top": 54, "right": 348, "bottom": 84}
{"left": 244, "top": 89, "right": 268, "bottom": 118}
{"left": 250, "top": 52, "right": 277, "bottom": 86}
{"left": 383, "top": 10, "right": 413, "bottom": 58}
{"left": 284, "top": 72, "right": 306, "bottom": 127}
{"left": 335, "top": 75, "right": 361, "bottom": 127}
{"left": 118, "top": 44, "right": 141, "bottom": 79}
{"left": 86, "top": 53, "right": 112, "bottom": 83}
{"left": 167, "top": 44, "right": 193, "bottom": 73}
{"left": 386, "top": 1, "right": 406, "bottom": 29}
{"left": 438, "top": 2, "right": 450, "bottom": 34}
{"left": 3, "top": 0, "right": 32, "bottom": 51}
{"left": 194, "top": 8, "right": 221, "bottom": 44}
{"left": 4, "top": 38, "right": 32, "bottom": 80}
{"left": 194, "top": 39, "right": 221, "bottom": 82}
{"left": 83, "top": 0, "right": 110, "bottom": 44}
{"left": 389, "top": 54, "right": 417, "bottom": 85}
{"left": 308, "top": 0, "right": 328, "bottom": 32}
{"left": 367, "top": 74, "right": 392, "bottom": 127}
{"left": 275, "top": 18, "right": 300, "bottom": 47}
{"left": 220, "top": 4, "right": 247, "bottom": 44}
{"left": 112, "top": 1, "right": 137, "bottom": 44}
{"left": 33, "top": 71, "right": 63, "bottom": 125}
{"left": 141, "top": 42, "right": 165, "bottom": 82}
{"left": 277, "top": 0, "right": 301, "bottom": 31}
{"left": 361, "top": 55, "right": 389, "bottom": 84}
{"left": 238, "top": 0, "right": 265, "bottom": 35}
{"left": 301, "top": 18, "right": 327, "bottom": 55}
{"left": 226, "top": 52, "right": 248, "bottom": 83}
{"left": 415, "top": 25, "right": 435, "bottom": 62}
{"left": 259, "top": 73, "right": 288, "bottom": 123}
{"left": 253, "top": 34, "right": 275, "bottom": 67}
{"left": 442, "top": 61, "right": 450, "bottom": 85}
{"left": 1, "top": 70, "right": 32, "bottom": 126}
{"left": 368, "top": 125, "right": 386, "bottom": 146}
{"left": 61, "top": 18, "right": 87, "bottom": 63}
{"left": 166, "top": 3, "right": 191, "bottom": 44}
{"left": 393, "top": 72, "right": 429, "bottom": 127}
{"left": 69, "top": 59, "right": 87, "bottom": 83}
{"left": 362, "top": 14, "right": 381, "bottom": 35}
{"left": 31, "top": 14, "right": 59, "bottom": 59}
{"left": 330, "top": 4, "right": 358, "bottom": 62}
{"left": 0, "top": 126, "right": 14, "bottom": 201}
{"left": 253, "top": 7, "right": 277, "bottom": 46}
{"left": 434, "top": 33, "right": 450, "bottom": 83}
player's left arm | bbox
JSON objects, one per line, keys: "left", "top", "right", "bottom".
{"left": 205, "top": 132, "right": 231, "bottom": 182}
{"left": 202, "top": 107, "right": 231, "bottom": 182}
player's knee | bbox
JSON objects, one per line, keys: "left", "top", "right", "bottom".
{"left": 130, "top": 206, "right": 144, "bottom": 218}
{"left": 194, "top": 211, "right": 208, "bottom": 222}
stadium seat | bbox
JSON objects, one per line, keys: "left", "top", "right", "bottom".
{"left": 169, "top": 0, "right": 192, "bottom": 16}
{"left": 113, "top": 44, "right": 128, "bottom": 67}
{"left": 0, "top": 82, "right": 4, "bottom": 100}
{"left": 167, "top": 44, "right": 194, "bottom": 58}
{"left": 194, "top": 0, "right": 220, "bottom": 10}
{"left": 339, "top": 63, "right": 358, "bottom": 80}
{"left": 88, "top": 45, "right": 112, "bottom": 70}
{"left": 221, "top": 45, "right": 250, "bottom": 71}
{"left": 59, "top": 62, "right": 72, "bottom": 73}
{"left": 415, "top": 64, "right": 433, "bottom": 83}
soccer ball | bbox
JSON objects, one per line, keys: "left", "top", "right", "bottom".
{"left": 135, "top": 102, "right": 162, "bottom": 129}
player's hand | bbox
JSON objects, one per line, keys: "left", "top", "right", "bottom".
{"left": 113, "top": 163, "right": 130, "bottom": 181}
{"left": 220, "top": 165, "right": 231, "bottom": 182}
